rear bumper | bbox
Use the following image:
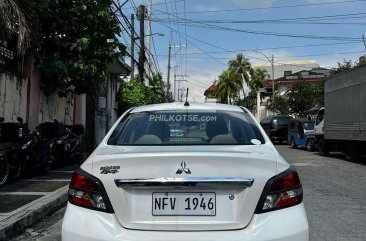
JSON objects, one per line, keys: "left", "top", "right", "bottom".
{"left": 62, "top": 203, "right": 309, "bottom": 241}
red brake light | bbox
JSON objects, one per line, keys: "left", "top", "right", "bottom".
{"left": 70, "top": 173, "right": 100, "bottom": 192}
{"left": 270, "top": 172, "right": 300, "bottom": 192}
{"left": 256, "top": 167, "right": 303, "bottom": 213}
{"left": 68, "top": 171, "right": 113, "bottom": 213}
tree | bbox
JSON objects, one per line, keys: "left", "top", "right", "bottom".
{"left": 149, "top": 72, "right": 168, "bottom": 102}
{"left": 287, "top": 78, "right": 314, "bottom": 117}
{"left": 117, "top": 80, "right": 159, "bottom": 114}
{"left": 238, "top": 91, "right": 256, "bottom": 111}
{"left": 0, "top": 0, "right": 30, "bottom": 53}
{"left": 330, "top": 59, "right": 355, "bottom": 76}
{"left": 34, "top": 0, "right": 126, "bottom": 96}
{"left": 249, "top": 68, "right": 268, "bottom": 92}
{"left": 311, "top": 80, "right": 325, "bottom": 107}
{"left": 215, "top": 70, "right": 240, "bottom": 104}
{"left": 269, "top": 96, "right": 290, "bottom": 116}
{"left": 228, "top": 54, "right": 252, "bottom": 98}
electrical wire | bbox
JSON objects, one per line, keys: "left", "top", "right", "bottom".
{"left": 153, "top": 10, "right": 363, "bottom": 42}
{"left": 153, "top": 0, "right": 366, "bottom": 15}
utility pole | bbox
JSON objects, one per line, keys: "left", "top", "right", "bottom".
{"left": 138, "top": 5, "right": 145, "bottom": 83}
{"left": 145, "top": 0, "right": 152, "bottom": 83}
{"left": 167, "top": 44, "right": 172, "bottom": 98}
{"left": 271, "top": 54, "right": 275, "bottom": 100}
{"left": 130, "top": 14, "right": 135, "bottom": 80}
{"left": 167, "top": 44, "right": 187, "bottom": 99}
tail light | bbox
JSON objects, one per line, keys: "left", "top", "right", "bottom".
{"left": 255, "top": 167, "right": 303, "bottom": 213}
{"left": 68, "top": 169, "right": 114, "bottom": 213}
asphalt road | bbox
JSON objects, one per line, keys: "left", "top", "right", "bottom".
{"left": 10, "top": 145, "right": 366, "bottom": 241}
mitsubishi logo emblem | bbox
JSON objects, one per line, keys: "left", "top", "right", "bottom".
{"left": 176, "top": 161, "right": 191, "bottom": 174}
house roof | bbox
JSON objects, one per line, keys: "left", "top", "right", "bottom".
{"left": 107, "top": 58, "right": 131, "bottom": 76}
{"left": 204, "top": 85, "right": 216, "bottom": 96}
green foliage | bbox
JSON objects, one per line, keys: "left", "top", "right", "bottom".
{"left": 330, "top": 59, "right": 355, "bottom": 76}
{"left": 249, "top": 68, "right": 268, "bottom": 93}
{"left": 117, "top": 73, "right": 170, "bottom": 114}
{"left": 215, "top": 69, "right": 240, "bottom": 104}
{"left": 311, "top": 80, "right": 325, "bottom": 107}
{"left": 149, "top": 72, "right": 170, "bottom": 102}
{"left": 269, "top": 96, "right": 290, "bottom": 116}
{"left": 228, "top": 54, "right": 252, "bottom": 98}
{"left": 270, "top": 79, "right": 325, "bottom": 116}
{"left": 287, "top": 78, "right": 314, "bottom": 117}
{"left": 330, "top": 58, "right": 366, "bottom": 76}
{"left": 237, "top": 91, "right": 256, "bottom": 111}
{"left": 32, "top": 0, "right": 126, "bottom": 96}
{"left": 117, "top": 80, "right": 159, "bottom": 114}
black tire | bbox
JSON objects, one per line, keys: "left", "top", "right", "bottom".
{"left": 40, "top": 155, "right": 51, "bottom": 173}
{"left": 318, "top": 139, "right": 329, "bottom": 156}
{"left": 306, "top": 139, "right": 315, "bottom": 152}
{"left": 0, "top": 159, "right": 10, "bottom": 188}
{"left": 290, "top": 138, "right": 297, "bottom": 149}
{"left": 10, "top": 164, "right": 23, "bottom": 180}
{"left": 344, "top": 143, "right": 360, "bottom": 162}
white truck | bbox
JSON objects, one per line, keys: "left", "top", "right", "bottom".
{"left": 314, "top": 64, "right": 366, "bottom": 162}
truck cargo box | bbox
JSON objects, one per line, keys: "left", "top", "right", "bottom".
{"left": 324, "top": 65, "right": 366, "bottom": 141}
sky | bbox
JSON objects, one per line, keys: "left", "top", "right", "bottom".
{"left": 119, "top": 0, "right": 366, "bottom": 102}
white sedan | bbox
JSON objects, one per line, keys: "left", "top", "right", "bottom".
{"left": 62, "top": 103, "right": 309, "bottom": 241}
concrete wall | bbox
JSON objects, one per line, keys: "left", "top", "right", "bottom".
{"left": 39, "top": 92, "right": 74, "bottom": 125}
{"left": 0, "top": 73, "right": 28, "bottom": 122}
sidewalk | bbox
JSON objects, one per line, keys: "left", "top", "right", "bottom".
{"left": 0, "top": 165, "right": 77, "bottom": 240}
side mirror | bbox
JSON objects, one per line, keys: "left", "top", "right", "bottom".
{"left": 17, "top": 117, "right": 24, "bottom": 123}
{"left": 0, "top": 117, "right": 4, "bottom": 123}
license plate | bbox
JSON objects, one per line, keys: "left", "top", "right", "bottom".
{"left": 152, "top": 192, "right": 216, "bottom": 216}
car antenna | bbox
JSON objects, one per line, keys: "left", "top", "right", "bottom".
{"left": 184, "top": 88, "right": 190, "bottom": 106}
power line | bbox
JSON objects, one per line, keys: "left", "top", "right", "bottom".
{"left": 159, "top": 49, "right": 365, "bottom": 59}
{"left": 154, "top": 16, "right": 228, "bottom": 66}
{"left": 152, "top": 12, "right": 366, "bottom": 26}
{"left": 153, "top": 11, "right": 363, "bottom": 42}
{"left": 153, "top": 0, "right": 366, "bottom": 15}
{"left": 155, "top": 41, "right": 361, "bottom": 55}
{"left": 113, "top": 2, "right": 161, "bottom": 75}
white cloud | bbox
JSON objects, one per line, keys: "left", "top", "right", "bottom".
{"left": 227, "top": 0, "right": 273, "bottom": 8}
{"left": 305, "top": 0, "right": 337, "bottom": 3}
{"left": 193, "top": 4, "right": 222, "bottom": 12}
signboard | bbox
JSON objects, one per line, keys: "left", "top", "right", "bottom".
{"left": 0, "top": 36, "right": 18, "bottom": 73}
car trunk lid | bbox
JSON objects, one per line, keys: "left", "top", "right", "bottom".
{"left": 92, "top": 145, "right": 276, "bottom": 231}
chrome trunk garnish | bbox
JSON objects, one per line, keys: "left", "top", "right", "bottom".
{"left": 115, "top": 177, "right": 254, "bottom": 188}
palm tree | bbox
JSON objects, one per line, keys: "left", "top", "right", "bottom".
{"left": 249, "top": 68, "right": 269, "bottom": 93}
{"left": 0, "top": 0, "right": 31, "bottom": 53}
{"left": 149, "top": 72, "right": 167, "bottom": 101}
{"left": 215, "top": 70, "right": 240, "bottom": 104}
{"left": 228, "top": 54, "right": 252, "bottom": 99}
{"left": 249, "top": 68, "right": 269, "bottom": 120}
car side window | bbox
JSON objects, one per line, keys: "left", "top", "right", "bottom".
{"left": 316, "top": 109, "right": 324, "bottom": 125}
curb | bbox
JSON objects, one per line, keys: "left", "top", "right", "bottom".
{"left": 0, "top": 186, "right": 68, "bottom": 240}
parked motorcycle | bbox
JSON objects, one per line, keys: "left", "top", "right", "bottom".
{"left": 0, "top": 117, "right": 11, "bottom": 187}
{"left": 38, "top": 120, "right": 83, "bottom": 168}
{"left": 20, "top": 128, "right": 54, "bottom": 176}
{"left": 51, "top": 123, "right": 83, "bottom": 167}
{"left": 0, "top": 117, "right": 28, "bottom": 187}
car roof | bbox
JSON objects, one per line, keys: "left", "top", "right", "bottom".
{"left": 289, "top": 118, "right": 315, "bottom": 123}
{"left": 130, "top": 102, "right": 246, "bottom": 113}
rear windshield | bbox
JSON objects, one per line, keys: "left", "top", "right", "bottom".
{"left": 108, "top": 110, "right": 265, "bottom": 145}
{"left": 303, "top": 122, "right": 315, "bottom": 130}
{"left": 273, "top": 117, "right": 290, "bottom": 126}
